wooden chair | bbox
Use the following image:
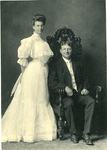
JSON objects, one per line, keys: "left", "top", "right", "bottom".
{"left": 57, "top": 86, "right": 102, "bottom": 139}
{"left": 47, "top": 27, "right": 103, "bottom": 138}
{"left": 57, "top": 88, "right": 66, "bottom": 139}
{"left": 94, "top": 85, "right": 102, "bottom": 134}
{"left": 47, "top": 27, "right": 82, "bottom": 63}
{"left": 47, "top": 27, "right": 82, "bottom": 139}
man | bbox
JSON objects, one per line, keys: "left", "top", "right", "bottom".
{"left": 48, "top": 40, "right": 95, "bottom": 145}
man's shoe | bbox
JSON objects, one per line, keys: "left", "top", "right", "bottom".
{"left": 82, "top": 133, "right": 94, "bottom": 145}
{"left": 70, "top": 134, "right": 79, "bottom": 143}
{"left": 57, "top": 133, "right": 65, "bottom": 140}
{"left": 59, "top": 136, "right": 66, "bottom": 140}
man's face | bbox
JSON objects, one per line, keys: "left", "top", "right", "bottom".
{"left": 60, "top": 44, "right": 72, "bottom": 59}
{"left": 33, "top": 21, "right": 44, "bottom": 35}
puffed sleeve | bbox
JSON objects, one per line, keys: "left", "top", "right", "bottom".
{"left": 17, "top": 37, "right": 31, "bottom": 66}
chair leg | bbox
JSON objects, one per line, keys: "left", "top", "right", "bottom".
{"left": 58, "top": 117, "right": 64, "bottom": 139}
{"left": 58, "top": 88, "right": 65, "bottom": 139}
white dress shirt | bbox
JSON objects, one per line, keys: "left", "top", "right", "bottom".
{"left": 63, "top": 57, "right": 78, "bottom": 91}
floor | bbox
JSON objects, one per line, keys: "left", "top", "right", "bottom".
{"left": 2, "top": 134, "right": 107, "bottom": 150}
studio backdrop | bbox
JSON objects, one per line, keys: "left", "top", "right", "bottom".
{"left": 1, "top": 0, "right": 106, "bottom": 133}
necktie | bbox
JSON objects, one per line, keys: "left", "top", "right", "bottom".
{"left": 67, "top": 61, "right": 78, "bottom": 92}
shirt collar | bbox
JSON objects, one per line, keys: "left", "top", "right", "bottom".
{"left": 62, "top": 57, "right": 71, "bottom": 63}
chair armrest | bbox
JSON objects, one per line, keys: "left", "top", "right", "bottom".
{"left": 95, "top": 86, "right": 102, "bottom": 103}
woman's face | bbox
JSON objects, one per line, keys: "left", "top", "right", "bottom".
{"left": 33, "top": 21, "right": 44, "bottom": 35}
{"left": 60, "top": 44, "right": 72, "bottom": 60}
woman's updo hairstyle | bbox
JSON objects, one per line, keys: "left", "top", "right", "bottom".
{"left": 32, "top": 14, "right": 46, "bottom": 26}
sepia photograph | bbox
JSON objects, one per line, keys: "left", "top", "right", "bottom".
{"left": 1, "top": 0, "right": 107, "bottom": 150}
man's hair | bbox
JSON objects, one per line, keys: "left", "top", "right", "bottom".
{"left": 47, "top": 27, "right": 82, "bottom": 61}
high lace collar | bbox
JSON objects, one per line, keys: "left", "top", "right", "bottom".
{"left": 31, "top": 32, "right": 43, "bottom": 41}
{"left": 33, "top": 32, "right": 41, "bottom": 38}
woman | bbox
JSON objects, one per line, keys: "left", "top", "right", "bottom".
{"left": 2, "top": 14, "right": 57, "bottom": 142}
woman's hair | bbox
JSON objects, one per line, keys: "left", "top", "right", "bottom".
{"left": 32, "top": 14, "right": 46, "bottom": 26}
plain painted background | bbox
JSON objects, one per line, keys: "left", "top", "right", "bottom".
{"left": 1, "top": 0, "right": 106, "bottom": 133}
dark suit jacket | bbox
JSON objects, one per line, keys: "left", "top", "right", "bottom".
{"left": 48, "top": 57, "right": 90, "bottom": 95}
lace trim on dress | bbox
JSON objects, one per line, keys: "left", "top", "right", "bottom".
{"left": 17, "top": 33, "right": 53, "bottom": 62}
{"left": 30, "top": 41, "right": 53, "bottom": 58}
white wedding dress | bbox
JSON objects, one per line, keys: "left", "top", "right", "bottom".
{"left": 2, "top": 32, "right": 57, "bottom": 142}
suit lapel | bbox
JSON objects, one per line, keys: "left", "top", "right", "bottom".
{"left": 60, "top": 58, "right": 71, "bottom": 76}
{"left": 59, "top": 58, "right": 78, "bottom": 89}
{"left": 72, "top": 61, "right": 76, "bottom": 76}
{"left": 60, "top": 58, "right": 77, "bottom": 76}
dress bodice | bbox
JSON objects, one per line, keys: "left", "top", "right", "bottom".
{"left": 17, "top": 32, "right": 53, "bottom": 66}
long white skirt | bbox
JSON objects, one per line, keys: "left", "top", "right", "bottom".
{"left": 2, "top": 59, "right": 57, "bottom": 142}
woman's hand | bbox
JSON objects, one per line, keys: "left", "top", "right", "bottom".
{"left": 20, "top": 66, "right": 26, "bottom": 83}
{"left": 21, "top": 65, "right": 26, "bottom": 73}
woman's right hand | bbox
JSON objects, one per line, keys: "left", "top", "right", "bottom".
{"left": 20, "top": 66, "right": 26, "bottom": 83}
{"left": 21, "top": 65, "right": 26, "bottom": 73}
